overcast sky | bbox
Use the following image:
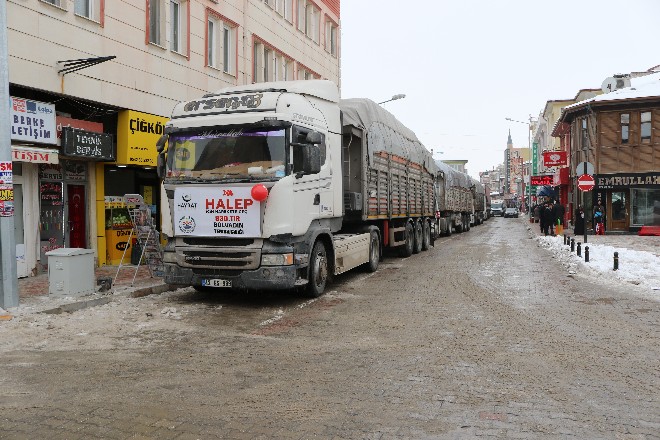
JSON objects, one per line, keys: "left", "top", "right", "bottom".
{"left": 339, "top": 0, "right": 660, "bottom": 179}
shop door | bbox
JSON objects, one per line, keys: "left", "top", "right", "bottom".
{"left": 13, "top": 183, "right": 28, "bottom": 278}
{"left": 609, "top": 191, "right": 629, "bottom": 231}
{"left": 67, "top": 184, "right": 87, "bottom": 248}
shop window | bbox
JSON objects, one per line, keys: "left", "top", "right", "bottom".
{"left": 74, "top": 0, "right": 101, "bottom": 22}
{"left": 620, "top": 113, "right": 629, "bottom": 144}
{"left": 631, "top": 188, "right": 660, "bottom": 226}
{"left": 640, "top": 111, "right": 651, "bottom": 142}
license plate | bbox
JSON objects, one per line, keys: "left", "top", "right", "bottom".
{"left": 201, "top": 279, "right": 232, "bottom": 288}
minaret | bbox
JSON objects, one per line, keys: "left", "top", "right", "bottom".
{"left": 507, "top": 129, "right": 513, "bottom": 150}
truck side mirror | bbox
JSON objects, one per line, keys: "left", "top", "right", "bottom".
{"left": 156, "top": 134, "right": 168, "bottom": 153}
{"left": 157, "top": 153, "right": 166, "bottom": 179}
{"left": 306, "top": 131, "right": 322, "bottom": 145}
{"left": 302, "top": 145, "right": 321, "bottom": 175}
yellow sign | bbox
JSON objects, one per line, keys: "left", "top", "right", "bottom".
{"left": 116, "top": 110, "right": 169, "bottom": 166}
{"left": 143, "top": 186, "right": 153, "bottom": 205}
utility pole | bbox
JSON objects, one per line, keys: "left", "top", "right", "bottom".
{"left": 0, "top": 1, "right": 19, "bottom": 308}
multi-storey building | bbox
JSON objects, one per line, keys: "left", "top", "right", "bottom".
{"left": 7, "top": 0, "right": 341, "bottom": 277}
{"left": 552, "top": 71, "right": 660, "bottom": 233}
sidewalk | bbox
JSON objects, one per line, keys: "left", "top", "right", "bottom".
{"left": 2, "top": 264, "right": 174, "bottom": 318}
{"left": 524, "top": 215, "right": 660, "bottom": 257}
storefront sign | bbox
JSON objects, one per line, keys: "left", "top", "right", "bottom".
{"left": 116, "top": 110, "right": 169, "bottom": 166}
{"left": 62, "top": 127, "right": 115, "bottom": 161}
{"left": 63, "top": 160, "right": 87, "bottom": 181}
{"left": 39, "top": 164, "right": 64, "bottom": 180}
{"left": 56, "top": 116, "right": 103, "bottom": 144}
{"left": 173, "top": 186, "right": 261, "bottom": 237}
{"left": 595, "top": 172, "right": 660, "bottom": 189}
{"left": 543, "top": 151, "right": 567, "bottom": 167}
{"left": 530, "top": 175, "right": 554, "bottom": 186}
{"left": 0, "top": 161, "right": 12, "bottom": 184}
{"left": 10, "top": 97, "right": 57, "bottom": 145}
{"left": 532, "top": 142, "right": 538, "bottom": 175}
{"left": 12, "top": 146, "right": 59, "bottom": 164}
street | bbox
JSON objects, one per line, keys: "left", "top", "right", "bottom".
{"left": 1, "top": 217, "right": 659, "bottom": 439}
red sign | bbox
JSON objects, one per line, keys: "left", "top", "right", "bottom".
{"left": 530, "top": 175, "right": 554, "bottom": 186}
{"left": 543, "top": 151, "right": 567, "bottom": 167}
{"left": 577, "top": 174, "right": 595, "bottom": 191}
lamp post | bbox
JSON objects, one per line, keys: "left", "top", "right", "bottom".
{"left": 378, "top": 93, "right": 406, "bottom": 105}
{"left": 505, "top": 116, "right": 535, "bottom": 214}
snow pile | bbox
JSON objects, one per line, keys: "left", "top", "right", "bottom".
{"left": 537, "top": 235, "right": 660, "bottom": 294}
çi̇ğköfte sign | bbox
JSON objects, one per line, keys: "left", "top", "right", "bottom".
{"left": 10, "top": 97, "right": 57, "bottom": 144}
{"left": 173, "top": 187, "right": 261, "bottom": 237}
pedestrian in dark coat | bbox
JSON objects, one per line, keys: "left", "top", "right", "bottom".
{"left": 574, "top": 206, "right": 585, "bottom": 235}
{"left": 542, "top": 203, "right": 554, "bottom": 236}
{"left": 556, "top": 203, "right": 566, "bottom": 226}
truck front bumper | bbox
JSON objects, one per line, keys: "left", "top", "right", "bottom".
{"left": 164, "top": 263, "right": 300, "bottom": 291}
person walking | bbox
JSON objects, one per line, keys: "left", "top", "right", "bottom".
{"left": 542, "top": 203, "right": 554, "bottom": 236}
{"left": 594, "top": 203, "right": 605, "bottom": 235}
{"left": 574, "top": 205, "right": 585, "bottom": 235}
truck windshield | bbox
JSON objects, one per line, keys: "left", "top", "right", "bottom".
{"left": 166, "top": 128, "right": 286, "bottom": 181}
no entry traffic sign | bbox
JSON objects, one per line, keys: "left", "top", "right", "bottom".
{"left": 577, "top": 174, "right": 595, "bottom": 191}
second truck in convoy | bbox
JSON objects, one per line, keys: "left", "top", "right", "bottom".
{"left": 156, "top": 80, "right": 478, "bottom": 296}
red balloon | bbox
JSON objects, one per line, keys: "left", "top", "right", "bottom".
{"left": 251, "top": 184, "right": 269, "bottom": 202}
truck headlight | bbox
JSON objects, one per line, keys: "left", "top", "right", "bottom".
{"left": 163, "top": 251, "right": 177, "bottom": 263}
{"left": 261, "top": 253, "right": 294, "bottom": 266}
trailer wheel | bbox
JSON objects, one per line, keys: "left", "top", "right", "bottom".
{"left": 465, "top": 215, "right": 471, "bottom": 231}
{"left": 446, "top": 221, "right": 452, "bottom": 236}
{"left": 413, "top": 219, "right": 423, "bottom": 254}
{"left": 422, "top": 220, "right": 431, "bottom": 251}
{"left": 306, "top": 240, "right": 328, "bottom": 297}
{"left": 365, "top": 230, "right": 380, "bottom": 272}
{"left": 399, "top": 222, "right": 414, "bottom": 257}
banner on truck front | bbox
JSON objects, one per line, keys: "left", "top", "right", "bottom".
{"left": 173, "top": 187, "right": 261, "bottom": 237}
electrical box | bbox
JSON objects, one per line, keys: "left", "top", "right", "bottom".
{"left": 45, "top": 248, "right": 95, "bottom": 296}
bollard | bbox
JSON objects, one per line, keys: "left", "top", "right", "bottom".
{"left": 613, "top": 251, "right": 619, "bottom": 271}
{"left": 585, "top": 246, "right": 589, "bottom": 262}
{"left": 577, "top": 242, "right": 581, "bottom": 257}
{"left": 567, "top": 235, "right": 571, "bottom": 247}
{"left": 570, "top": 238, "right": 575, "bottom": 252}
{"left": 563, "top": 234, "right": 567, "bottom": 245}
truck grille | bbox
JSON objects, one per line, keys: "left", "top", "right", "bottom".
{"left": 177, "top": 248, "right": 261, "bottom": 270}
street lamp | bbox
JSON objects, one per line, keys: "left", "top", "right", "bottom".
{"left": 378, "top": 94, "right": 406, "bottom": 105}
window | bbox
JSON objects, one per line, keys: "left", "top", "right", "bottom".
{"left": 324, "top": 18, "right": 338, "bottom": 56}
{"left": 305, "top": 2, "right": 319, "bottom": 43}
{"left": 148, "top": 0, "right": 165, "bottom": 46}
{"left": 208, "top": 13, "right": 236, "bottom": 74}
{"left": 74, "top": 0, "right": 101, "bottom": 21}
{"left": 620, "top": 113, "right": 629, "bottom": 144}
{"left": 631, "top": 188, "right": 660, "bottom": 226}
{"left": 41, "top": 0, "right": 63, "bottom": 7}
{"left": 581, "top": 118, "right": 589, "bottom": 149}
{"left": 169, "top": 0, "right": 188, "bottom": 55}
{"left": 253, "top": 40, "right": 290, "bottom": 83}
{"left": 641, "top": 111, "right": 651, "bottom": 142}
{"left": 284, "top": 0, "right": 293, "bottom": 22}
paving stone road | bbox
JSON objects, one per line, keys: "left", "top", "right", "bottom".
{"left": 1, "top": 217, "right": 658, "bottom": 439}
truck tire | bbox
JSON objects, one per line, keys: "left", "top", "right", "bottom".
{"left": 399, "top": 222, "right": 414, "bottom": 257}
{"left": 465, "top": 215, "right": 471, "bottom": 231}
{"left": 446, "top": 221, "right": 452, "bottom": 236}
{"left": 413, "top": 219, "right": 423, "bottom": 254}
{"left": 422, "top": 219, "right": 431, "bottom": 251}
{"left": 306, "top": 240, "right": 328, "bottom": 297}
{"left": 364, "top": 230, "right": 380, "bottom": 272}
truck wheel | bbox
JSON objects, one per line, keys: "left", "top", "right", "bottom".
{"left": 399, "top": 222, "right": 414, "bottom": 257}
{"left": 422, "top": 220, "right": 431, "bottom": 251}
{"left": 306, "top": 240, "right": 328, "bottom": 297}
{"left": 446, "top": 221, "right": 452, "bottom": 236}
{"left": 466, "top": 215, "right": 471, "bottom": 231}
{"left": 413, "top": 219, "right": 423, "bottom": 254}
{"left": 365, "top": 230, "right": 380, "bottom": 272}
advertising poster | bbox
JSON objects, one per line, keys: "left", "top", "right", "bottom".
{"left": 0, "top": 161, "right": 13, "bottom": 184}
{"left": 173, "top": 187, "right": 261, "bottom": 237}
{"left": 0, "top": 185, "right": 14, "bottom": 217}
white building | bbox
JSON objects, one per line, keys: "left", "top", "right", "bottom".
{"left": 7, "top": 0, "right": 341, "bottom": 276}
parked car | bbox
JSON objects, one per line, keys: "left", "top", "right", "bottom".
{"left": 504, "top": 207, "right": 519, "bottom": 218}
{"left": 491, "top": 202, "right": 505, "bottom": 217}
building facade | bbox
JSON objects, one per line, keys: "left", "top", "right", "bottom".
{"left": 552, "top": 73, "right": 660, "bottom": 233}
{"left": 7, "top": 0, "right": 341, "bottom": 277}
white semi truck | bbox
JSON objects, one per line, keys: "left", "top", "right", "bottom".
{"left": 156, "top": 80, "right": 438, "bottom": 296}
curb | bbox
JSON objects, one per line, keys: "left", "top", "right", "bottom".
{"left": 40, "top": 282, "right": 179, "bottom": 315}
